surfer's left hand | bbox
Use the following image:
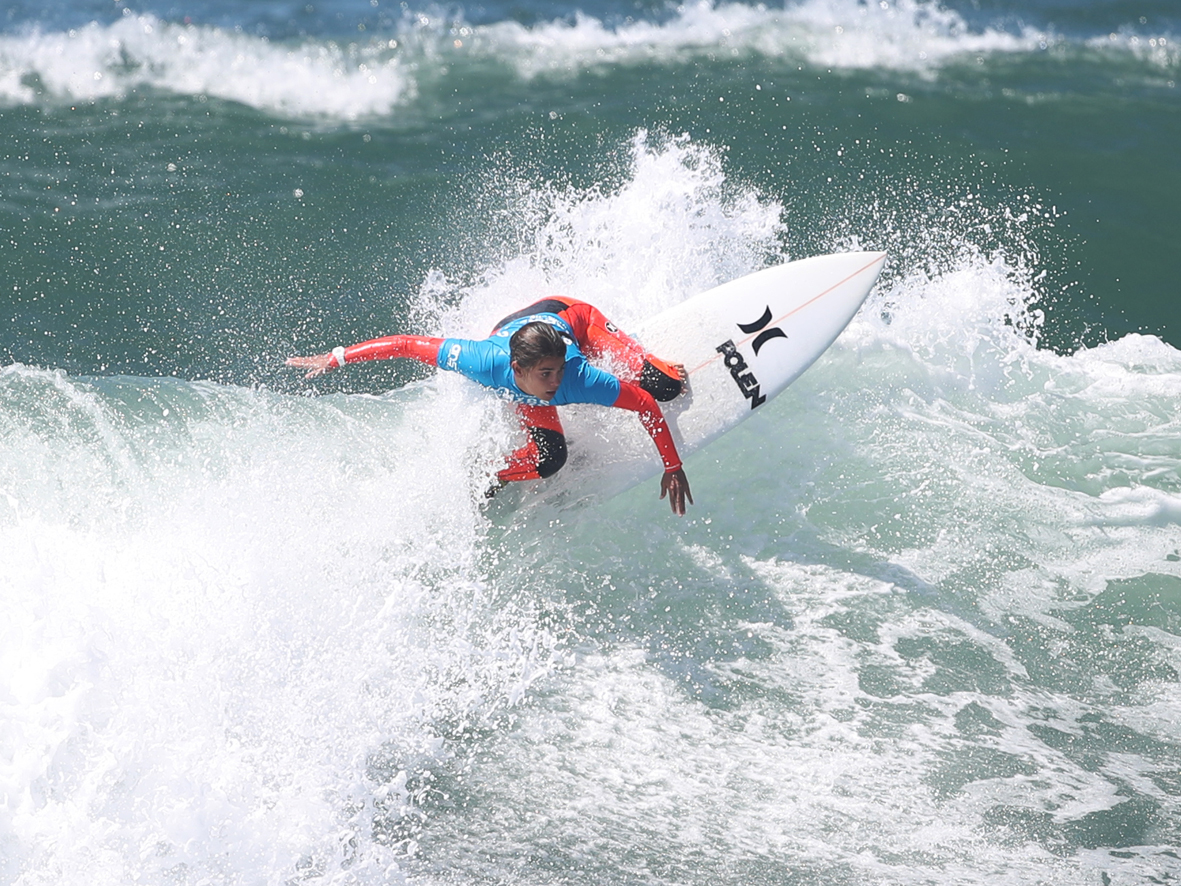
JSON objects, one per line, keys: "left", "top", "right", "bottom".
{"left": 660, "top": 468, "right": 693, "bottom": 516}
{"left": 285, "top": 353, "right": 336, "bottom": 378}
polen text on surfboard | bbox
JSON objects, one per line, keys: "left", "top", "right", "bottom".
{"left": 716, "top": 339, "right": 766, "bottom": 409}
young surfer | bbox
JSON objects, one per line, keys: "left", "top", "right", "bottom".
{"left": 286, "top": 298, "right": 693, "bottom": 515}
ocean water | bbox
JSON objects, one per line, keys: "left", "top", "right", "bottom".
{"left": 2, "top": 0, "right": 1180, "bottom": 884}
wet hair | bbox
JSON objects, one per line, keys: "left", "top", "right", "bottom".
{"left": 509, "top": 321, "right": 568, "bottom": 370}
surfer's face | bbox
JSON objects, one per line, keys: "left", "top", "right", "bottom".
{"left": 513, "top": 356, "right": 565, "bottom": 401}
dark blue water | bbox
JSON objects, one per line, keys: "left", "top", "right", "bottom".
{"left": 2, "top": 2, "right": 1179, "bottom": 884}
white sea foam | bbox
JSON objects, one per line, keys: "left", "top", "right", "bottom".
{"left": 0, "top": 13, "right": 413, "bottom": 117}
{"left": 0, "top": 367, "right": 557, "bottom": 884}
{"left": 1086, "top": 28, "right": 1180, "bottom": 70}
{"left": 2, "top": 1, "right": 1172, "bottom": 119}
{"left": 405, "top": 552, "right": 1151, "bottom": 884}
{"left": 467, "top": 0, "right": 1046, "bottom": 79}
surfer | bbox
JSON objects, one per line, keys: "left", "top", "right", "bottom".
{"left": 286, "top": 298, "right": 693, "bottom": 515}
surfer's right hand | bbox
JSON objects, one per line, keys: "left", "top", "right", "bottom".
{"left": 285, "top": 353, "right": 336, "bottom": 378}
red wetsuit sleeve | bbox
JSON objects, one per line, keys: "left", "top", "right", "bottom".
{"left": 341, "top": 335, "right": 443, "bottom": 366}
{"left": 612, "top": 381, "right": 682, "bottom": 473}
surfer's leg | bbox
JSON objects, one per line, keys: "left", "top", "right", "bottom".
{"left": 496, "top": 404, "right": 568, "bottom": 482}
{"left": 637, "top": 355, "right": 684, "bottom": 402}
{"left": 559, "top": 301, "right": 684, "bottom": 402}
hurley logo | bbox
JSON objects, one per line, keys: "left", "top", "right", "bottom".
{"left": 716, "top": 306, "right": 787, "bottom": 410}
{"left": 738, "top": 306, "right": 788, "bottom": 355}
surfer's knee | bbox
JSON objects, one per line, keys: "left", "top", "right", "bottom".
{"left": 640, "top": 359, "right": 683, "bottom": 402}
{"left": 531, "top": 426, "right": 568, "bottom": 478}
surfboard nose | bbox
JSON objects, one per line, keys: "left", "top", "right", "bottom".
{"left": 852, "top": 251, "right": 888, "bottom": 284}
{"left": 862, "top": 250, "right": 888, "bottom": 270}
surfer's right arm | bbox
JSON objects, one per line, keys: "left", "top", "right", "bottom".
{"left": 285, "top": 335, "right": 445, "bottom": 378}
{"left": 611, "top": 381, "right": 693, "bottom": 516}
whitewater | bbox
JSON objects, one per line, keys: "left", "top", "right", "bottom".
{"left": 4, "top": 132, "right": 1180, "bottom": 884}
{"left": 0, "top": 0, "right": 1175, "bottom": 118}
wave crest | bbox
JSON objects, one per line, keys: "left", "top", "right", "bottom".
{"left": 0, "top": 13, "right": 414, "bottom": 117}
{"left": 2, "top": 1, "right": 1175, "bottom": 119}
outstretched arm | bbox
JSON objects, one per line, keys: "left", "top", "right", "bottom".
{"left": 612, "top": 381, "right": 693, "bottom": 515}
{"left": 285, "top": 335, "right": 444, "bottom": 379}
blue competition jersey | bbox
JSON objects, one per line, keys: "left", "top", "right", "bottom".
{"left": 438, "top": 313, "right": 621, "bottom": 408}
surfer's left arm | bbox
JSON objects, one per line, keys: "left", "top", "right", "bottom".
{"left": 612, "top": 382, "right": 693, "bottom": 516}
{"left": 286, "top": 335, "right": 445, "bottom": 378}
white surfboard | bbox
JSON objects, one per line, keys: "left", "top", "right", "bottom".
{"left": 506, "top": 251, "right": 887, "bottom": 510}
